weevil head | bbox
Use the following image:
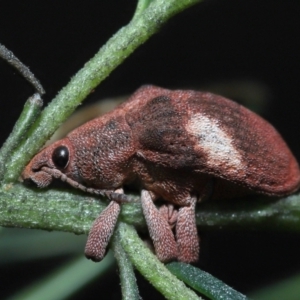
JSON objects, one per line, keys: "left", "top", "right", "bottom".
{"left": 21, "top": 138, "right": 76, "bottom": 188}
{"left": 22, "top": 115, "right": 136, "bottom": 190}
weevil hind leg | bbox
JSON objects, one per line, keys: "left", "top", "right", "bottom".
{"left": 176, "top": 195, "right": 199, "bottom": 263}
{"left": 159, "top": 204, "right": 178, "bottom": 229}
{"left": 85, "top": 188, "right": 123, "bottom": 262}
{"left": 141, "top": 190, "right": 178, "bottom": 262}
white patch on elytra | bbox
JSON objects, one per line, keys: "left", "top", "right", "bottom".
{"left": 187, "top": 114, "right": 243, "bottom": 172}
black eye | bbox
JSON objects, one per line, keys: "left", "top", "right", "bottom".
{"left": 52, "top": 146, "right": 69, "bottom": 169}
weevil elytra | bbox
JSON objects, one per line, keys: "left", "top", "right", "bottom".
{"left": 22, "top": 85, "right": 300, "bottom": 263}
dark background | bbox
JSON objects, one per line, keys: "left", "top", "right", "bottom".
{"left": 1, "top": 1, "right": 300, "bottom": 299}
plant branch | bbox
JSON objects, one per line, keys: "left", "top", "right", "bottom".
{"left": 196, "top": 194, "right": 300, "bottom": 231}
{"left": 1, "top": 184, "right": 300, "bottom": 234}
{"left": 166, "top": 262, "right": 248, "bottom": 300}
{"left": 111, "top": 226, "right": 140, "bottom": 300}
{"left": 0, "top": 184, "right": 142, "bottom": 233}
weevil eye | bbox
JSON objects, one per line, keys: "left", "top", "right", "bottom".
{"left": 52, "top": 146, "right": 69, "bottom": 169}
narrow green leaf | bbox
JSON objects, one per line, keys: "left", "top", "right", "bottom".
{"left": 0, "top": 94, "right": 42, "bottom": 179}
{"left": 167, "top": 262, "right": 248, "bottom": 300}
{"left": 112, "top": 225, "right": 140, "bottom": 300}
{"left": 8, "top": 254, "right": 115, "bottom": 300}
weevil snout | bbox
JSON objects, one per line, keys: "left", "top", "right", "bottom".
{"left": 21, "top": 139, "right": 73, "bottom": 188}
{"left": 22, "top": 159, "right": 54, "bottom": 188}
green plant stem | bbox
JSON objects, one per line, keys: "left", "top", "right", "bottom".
{"left": 0, "top": 43, "right": 45, "bottom": 94}
{"left": 3, "top": 0, "right": 201, "bottom": 183}
{"left": 111, "top": 226, "right": 140, "bottom": 300}
{"left": 195, "top": 194, "right": 300, "bottom": 231}
{"left": 0, "top": 94, "right": 42, "bottom": 179}
{"left": 166, "top": 262, "right": 248, "bottom": 300}
{"left": 118, "top": 222, "right": 201, "bottom": 300}
{"left": 133, "top": 0, "right": 153, "bottom": 19}
{"left": 1, "top": 184, "right": 300, "bottom": 233}
{"left": 0, "top": 184, "right": 142, "bottom": 233}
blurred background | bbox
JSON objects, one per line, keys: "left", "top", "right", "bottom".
{"left": 0, "top": 1, "right": 300, "bottom": 299}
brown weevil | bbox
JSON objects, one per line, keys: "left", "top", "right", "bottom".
{"left": 22, "top": 85, "right": 300, "bottom": 263}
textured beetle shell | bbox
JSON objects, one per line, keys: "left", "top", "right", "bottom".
{"left": 119, "top": 86, "right": 300, "bottom": 197}
{"left": 22, "top": 85, "right": 300, "bottom": 263}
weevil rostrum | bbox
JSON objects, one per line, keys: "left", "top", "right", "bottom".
{"left": 22, "top": 85, "right": 300, "bottom": 263}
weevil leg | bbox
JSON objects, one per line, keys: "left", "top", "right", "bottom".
{"left": 159, "top": 204, "right": 178, "bottom": 229}
{"left": 141, "top": 190, "right": 178, "bottom": 262}
{"left": 85, "top": 188, "right": 123, "bottom": 262}
{"left": 176, "top": 195, "right": 199, "bottom": 263}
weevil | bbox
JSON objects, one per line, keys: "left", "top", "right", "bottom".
{"left": 22, "top": 85, "right": 300, "bottom": 263}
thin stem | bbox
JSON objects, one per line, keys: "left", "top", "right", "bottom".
{"left": 195, "top": 194, "right": 300, "bottom": 231}
{"left": 111, "top": 225, "right": 140, "bottom": 300}
{"left": 0, "top": 43, "right": 45, "bottom": 94}
{"left": 167, "top": 262, "right": 248, "bottom": 300}
{"left": 133, "top": 0, "right": 153, "bottom": 19}
{"left": 0, "top": 94, "right": 43, "bottom": 180}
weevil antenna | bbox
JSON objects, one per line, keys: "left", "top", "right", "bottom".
{"left": 41, "top": 167, "right": 132, "bottom": 203}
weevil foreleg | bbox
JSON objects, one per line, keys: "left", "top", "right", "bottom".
{"left": 85, "top": 189, "right": 123, "bottom": 261}
{"left": 141, "top": 190, "right": 178, "bottom": 262}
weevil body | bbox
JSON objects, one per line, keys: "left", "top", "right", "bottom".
{"left": 22, "top": 85, "right": 300, "bottom": 263}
